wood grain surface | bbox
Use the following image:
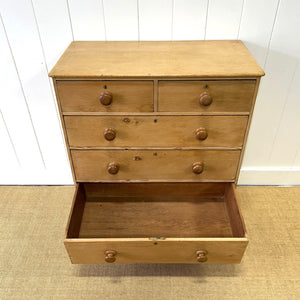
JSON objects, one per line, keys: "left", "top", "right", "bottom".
{"left": 83, "top": 182, "right": 228, "bottom": 198}
{"left": 158, "top": 80, "right": 256, "bottom": 112}
{"left": 64, "top": 182, "right": 248, "bottom": 264}
{"left": 49, "top": 41, "right": 264, "bottom": 78}
{"left": 64, "top": 115, "right": 248, "bottom": 149}
{"left": 79, "top": 200, "right": 233, "bottom": 238}
{"left": 71, "top": 150, "right": 240, "bottom": 182}
{"left": 56, "top": 80, "right": 153, "bottom": 112}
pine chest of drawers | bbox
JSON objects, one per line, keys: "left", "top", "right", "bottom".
{"left": 49, "top": 41, "right": 264, "bottom": 264}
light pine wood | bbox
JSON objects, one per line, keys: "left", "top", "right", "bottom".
{"left": 56, "top": 80, "right": 154, "bottom": 112}
{"left": 71, "top": 150, "right": 240, "bottom": 182}
{"left": 52, "top": 79, "right": 77, "bottom": 182}
{"left": 79, "top": 200, "right": 233, "bottom": 238}
{"left": 64, "top": 182, "right": 248, "bottom": 264}
{"left": 158, "top": 80, "right": 256, "bottom": 112}
{"left": 49, "top": 41, "right": 264, "bottom": 78}
{"left": 64, "top": 239, "right": 248, "bottom": 264}
{"left": 63, "top": 111, "right": 251, "bottom": 116}
{"left": 66, "top": 183, "right": 85, "bottom": 238}
{"left": 83, "top": 182, "right": 228, "bottom": 198}
{"left": 235, "top": 78, "right": 261, "bottom": 184}
{"left": 49, "top": 41, "right": 264, "bottom": 264}
{"left": 64, "top": 115, "right": 248, "bottom": 149}
{"left": 224, "top": 184, "right": 247, "bottom": 237}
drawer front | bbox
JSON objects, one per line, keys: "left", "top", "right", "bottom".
{"left": 71, "top": 150, "right": 240, "bottom": 181}
{"left": 65, "top": 239, "right": 248, "bottom": 264}
{"left": 56, "top": 80, "right": 154, "bottom": 112}
{"left": 158, "top": 80, "right": 256, "bottom": 112}
{"left": 65, "top": 116, "right": 248, "bottom": 148}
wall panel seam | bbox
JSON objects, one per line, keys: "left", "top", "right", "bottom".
{"left": 203, "top": 0, "right": 210, "bottom": 40}
{"left": 263, "top": 0, "right": 281, "bottom": 68}
{"left": 0, "top": 109, "right": 20, "bottom": 167}
{"left": 137, "top": 0, "right": 140, "bottom": 41}
{"left": 66, "top": 0, "right": 74, "bottom": 40}
{"left": 171, "top": 0, "right": 174, "bottom": 40}
{"left": 237, "top": 0, "right": 245, "bottom": 39}
{"left": 101, "top": 0, "right": 107, "bottom": 41}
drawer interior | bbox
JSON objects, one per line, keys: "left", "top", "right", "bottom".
{"left": 67, "top": 182, "right": 246, "bottom": 239}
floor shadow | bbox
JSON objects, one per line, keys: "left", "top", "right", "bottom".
{"left": 76, "top": 263, "right": 241, "bottom": 277}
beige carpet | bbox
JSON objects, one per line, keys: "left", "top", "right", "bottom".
{"left": 0, "top": 186, "right": 299, "bottom": 299}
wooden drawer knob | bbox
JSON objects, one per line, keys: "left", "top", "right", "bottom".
{"left": 100, "top": 91, "right": 113, "bottom": 105}
{"left": 104, "top": 128, "right": 116, "bottom": 141}
{"left": 195, "top": 128, "right": 208, "bottom": 140}
{"left": 104, "top": 250, "right": 117, "bottom": 263}
{"left": 199, "top": 91, "right": 212, "bottom": 106}
{"left": 107, "top": 162, "right": 119, "bottom": 175}
{"left": 192, "top": 162, "right": 204, "bottom": 174}
{"left": 196, "top": 250, "right": 208, "bottom": 263}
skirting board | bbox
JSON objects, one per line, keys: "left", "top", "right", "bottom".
{"left": 238, "top": 168, "right": 300, "bottom": 185}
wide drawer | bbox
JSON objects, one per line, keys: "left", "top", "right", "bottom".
{"left": 158, "top": 80, "right": 256, "bottom": 113}
{"left": 65, "top": 116, "right": 248, "bottom": 148}
{"left": 65, "top": 182, "right": 248, "bottom": 264}
{"left": 71, "top": 150, "right": 240, "bottom": 182}
{"left": 56, "top": 80, "right": 153, "bottom": 112}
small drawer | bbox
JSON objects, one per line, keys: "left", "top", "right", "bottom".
{"left": 65, "top": 116, "right": 248, "bottom": 149}
{"left": 71, "top": 149, "right": 240, "bottom": 182}
{"left": 158, "top": 80, "right": 256, "bottom": 113}
{"left": 65, "top": 182, "right": 248, "bottom": 264}
{"left": 56, "top": 80, "right": 153, "bottom": 112}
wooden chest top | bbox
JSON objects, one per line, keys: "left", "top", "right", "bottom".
{"left": 49, "top": 40, "right": 264, "bottom": 78}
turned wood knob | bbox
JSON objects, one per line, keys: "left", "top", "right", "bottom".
{"left": 192, "top": 162, "right": 204, "bottom": 174}
{"left": 104, "top": 250, "right": 117, "bottom": 263}
{"left": 100, "top": 91, "right": 113, "bottom": 106}
{"left": 195, "top": 128, "right": 208, "bottom": 140}
{"left": 196, "top": 250, "right": 208, "bottom": 263}
{"left": 199, "top": 91, "right": 212, "bottom": 106}
{"left": 107, "top": 162, "right": 119, "bottom": 175}
{"left": 104, "top": 128, "right": 116, "bottom": 141}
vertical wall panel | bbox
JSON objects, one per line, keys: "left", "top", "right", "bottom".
{"left": 68, "top": 0, "right": 106, "bottom": 40}
{"left": 0, "top": 16, "right": 44, "bottom": 170}
{"left": 242, "top": 0, "right": 300, "bottom": 168}
{"left": 31, "top": 0, "right": 73, "bottom": 71}
{"left": 1, "top": 0, "right": 300, "bottom": 184}
{"left": 238, "top": 0, "right": 279, "bottom": 169}
{"left": 238, "top": 0, "right": 279, "bottom": 67}
{"left": 205, "top": 0, "right": 244, "bottom": 39}
{"left": 139, "top": 0, "right": 173, "bottom": 40}
{"left": 269, "top": 61, "right": 300, "bottom": 167}
{"left": 172, "top": 0, "right": 208, "bottom": 40}
{"left": 1, "top": 0, "right": 73, "bottom": 182}
{"left": 103, "top": 0, "right": 138, "bottom": 41}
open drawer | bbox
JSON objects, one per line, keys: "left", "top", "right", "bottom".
{"left": 65, "top": 182, "right": 248, "bottom": 264}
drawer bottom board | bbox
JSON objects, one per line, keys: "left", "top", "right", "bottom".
{"left": 79, "top": 197, "right": 233, "bottom": 238}
{"left": 65, "top": 182, "right": 248, "bottom": 264}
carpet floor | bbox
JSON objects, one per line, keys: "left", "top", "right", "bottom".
{"left": 0, "top": 186, "right": 299, "bottom": 299}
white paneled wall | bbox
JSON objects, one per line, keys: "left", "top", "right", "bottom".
{"left": 0, "top": 0, "right": 299, "bottom": 185}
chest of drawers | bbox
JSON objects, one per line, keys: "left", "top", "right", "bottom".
{"left": 49, "top": 41, "right": 264, "bottom": 264}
